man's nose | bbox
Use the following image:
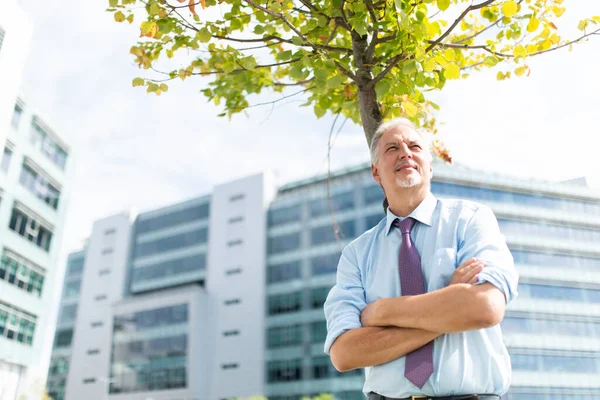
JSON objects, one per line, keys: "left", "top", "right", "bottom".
{"left": 397, "top": 143, "right": 412, "bottom": 159}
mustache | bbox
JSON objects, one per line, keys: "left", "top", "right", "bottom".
{"left": 394, "top": 161, "right": 417, "bottom": 171}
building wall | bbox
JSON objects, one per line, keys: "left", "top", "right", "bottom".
{"left": 64, "top": 213, "right": 134, "bottom": 400}
{"left": 0, "top": 0, "right": 32, "bottom": 147}
{"left": 207, "top": 172, "right": 276, "bottom": 400}
{"left": 1, "top": 96, "right": 74, "bottom": 398}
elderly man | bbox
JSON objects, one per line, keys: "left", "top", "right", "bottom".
{"left": 323, "top": 118, "right": 519, "bottom": 400}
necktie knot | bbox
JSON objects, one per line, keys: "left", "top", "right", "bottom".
{"left": 393, "top": 217, "right": 415, "bottom": 235}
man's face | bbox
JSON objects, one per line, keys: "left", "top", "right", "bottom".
{"left": 371, "top": 125, "right": 433, "bottom": 192}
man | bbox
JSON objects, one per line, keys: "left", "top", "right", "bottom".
{"left": 323, "top": 118, "right": 519, "bottom": 400}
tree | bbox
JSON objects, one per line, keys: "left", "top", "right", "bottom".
{"left": 108, "top": 0, "right": 599, "bottom": 148}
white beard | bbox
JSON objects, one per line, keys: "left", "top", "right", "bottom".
{"left": 396, "top": 172, "right": 422, "bottom": 188}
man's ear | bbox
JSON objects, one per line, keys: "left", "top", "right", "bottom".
{"left": 371, "top": 163, "right": 381, "bottom": 184}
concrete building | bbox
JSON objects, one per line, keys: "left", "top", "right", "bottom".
{"left": 47, "top": 161, "right": 600, "bottom": 400}
{"left": 0, "top": 102, "right": 75, "bottom": 400}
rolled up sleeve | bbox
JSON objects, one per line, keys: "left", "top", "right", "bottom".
{"left": 457, "top": 206, "right": 519, "bottom": 304}
{"left": 323, "top": 244, "right": 366, "bottom": 354}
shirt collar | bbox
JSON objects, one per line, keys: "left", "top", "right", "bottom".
{"left": 385, "top": 192, "right": 438, "bottom": 235}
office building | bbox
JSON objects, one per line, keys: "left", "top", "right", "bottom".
{"left": 47, "top": 161, "right": 600, "bottom": 400}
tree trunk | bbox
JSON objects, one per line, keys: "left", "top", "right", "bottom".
{"left": 350, "top": 32, "right": 383, "bottom": 146}
{"left": 357, "top": 86, "right": 382, "bottom": 146}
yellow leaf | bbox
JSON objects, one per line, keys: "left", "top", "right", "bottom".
{"left": 444, "top": 64, "right": 460, "bottom": 79}
{"left": 140, "top": 21, "right": 159, "bottom": 38}
{"left": 593, "top": 16, "right": 600, "bottom": 23}
{"left": 437, "top": 0, "right": 450, "bottom": 12}
{"left": 496, "top": 71, "right": 505, "bottom": 80}
{"left": 443, "top": 49, "right": 456, "bottom": 61}
{"left": 403, "top": 101, "right": 419, "bottom": 118}
{"left": 578, "top": 19, "right": 589, "bottom": 31}
{"left": 549, "top": 33, "right": 560, "bottom": 45}
{"left": 526, "top": 17, "right": 539, "bottom": 32}
{"left": 434, "top": 54, "right": 449, "bottom": 68}
{"left": 512, "top": 45, "right": 527, "bottom": 58}
{"left": 553, "top": 6, "right": 565, "bottom": 17}
{"left": 501, "top": 1, "right": 518, "bottom": 17}
{"left": 189, "top": 0, "right": 196, "bottom": 15}
{"left": 540, "top": 28, "right": 550, "bottom": 39}
{"left": 514, "top": 65, "right": 527, "bottom": 77}
{"left": 423, "top": 58, "right": 437, "bottom": 72}
{"left": 549, "top": 22, "right": 558, "bottom": 30}
{"left": 114, "top": 11, "right": 125, "bottom": 22}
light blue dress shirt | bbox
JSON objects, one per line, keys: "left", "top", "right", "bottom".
{"left": 324, "top": 192, "right": 519, "bottom": 398}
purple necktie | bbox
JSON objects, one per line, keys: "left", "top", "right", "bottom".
{"left": 394, "top": 217, "right": 434, "bottom": 389}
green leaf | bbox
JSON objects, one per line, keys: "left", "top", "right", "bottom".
{"left": 483, "top": 56, "right": 499, "bottom": 67}
{"left": 290, "top": 65, "right": 304, "bottom": 80}
{"left": 132, "top": 78, "right": 144, "bottom": 87}
{"left": 230, "top": 19, "right": 242, "bottom": 30}
{"left": 314, "top": 105, "right": 326, "bottom": 118}
{"left": 197, "top": 28, "right": 211, "bottom": 43}
{"left": 402, "top": 59, "right": 417, "bottom": 75}
{"left": 277, "top": 50, "right": 293, "bottom": 61}
{"left": 501, "top": 1, "right": 518, "bottom": 18}
{"left": 114, "top": 11, "right": 125, "bottom": 22}
{"left": 436, "top": 0, "right": 450, "bottom": 11}
{"left": 159, "top": 83, "right": 169, "bottom": 92}
{"left": 292, "top": 36, "right": 303, "bottom": 46}
{"left": 109, "top": 0, "right": 118, "bottom": 7}
{"left": 149, "top": 3, "right": 160, "bottom": 15}
{"left": 326, "top": 75, "right": 344, "bottom": 88}
{"left": 375, "top": 80, "right": 391, "bottom": 97}
{"left": 240, "top": 56, "right": 257, "bottom": 70}
{"left": 254, "top": 25, "right": 265, "bottom": 35}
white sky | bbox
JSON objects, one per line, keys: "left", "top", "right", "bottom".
{"left": 15, "top": 0, "right": 600, "bottom": 256}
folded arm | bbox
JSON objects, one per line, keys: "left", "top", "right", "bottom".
{"left": 330, "top": 326, "right": 441, "bottom": 372}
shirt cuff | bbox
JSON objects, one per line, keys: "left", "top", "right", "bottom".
{"left": 476, "top": 269, "right": 518, "bottom": 304}
{"left": 324, "top": 313, "right": 362, "bottom": 355}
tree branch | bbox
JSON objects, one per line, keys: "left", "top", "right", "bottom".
{"left": 273, "top": 78, "right": 314, "bottom": 86}
{"left": 454, "top": 19, "right": 502, "bottom": 44}
{"left": 370, "top": 53, "right": 410, "bottom": 87}
{"left": 246, "top": 87, "right": 313, "bottom": 109}
{"left": 365, "top": 0, "right": 380, "bottom": 63}
{"left": 426, "top": 0, "right": 496, "bottom": 52}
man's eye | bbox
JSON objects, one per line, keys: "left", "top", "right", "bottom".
{"left": 386, "top": 146, "right": 398, "bottom": 152}
{"left": 410, "top": 145, "right": 422, "bottom": 149}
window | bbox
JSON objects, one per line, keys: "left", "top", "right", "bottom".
{"left": 91, "top": 321, "right": 103, "bottom": 328}
{"left": 87, "top": 349, "right": 100, "bottom": 355}
{"left": 267, "top": 261, "right": 301, "bottom": 284}
{"left": 101, "top": 248, "right": 113, "bottom": 255}
{"left": 54, "top": 329, "right": 73, "bottom": 348}
{"left": 9, "top": 206, "right": 53, "bottom": 251}
{"left": 30, "top": 120, "right": 68, "bottom": 170}
{"left": 224, "top": 299, "right": 241, "bottom": 306}
{"left": 229, "top": 193, "right": 245, "bottom": 202}
{"left": 0, "top": 301, "right": 37, "bottom": 346}
{"left": 95, "top": 295, "right": 107, "bottom": 301}
{"left": 19, "top": 162, "right": 61, "bottom": 209}
{"left": 310, "top": 220, "right": 356, "bottom": 245}
{"left": 223, "top": 330, "right": 240, "bottom": 337}
{"left": 83, "top": 378, "right": 96, "bottom": 384}
{"left": 267, "top": 325, "right": 302, "bottom": 348}
{"left": 105, "top": 228, "right": 116, "bottom": 235}
{"left": 267, "top": 359, "right": 302, "bottom": 382}
{"left": 0, "top": 250, "right": 45, "bottom": 297}
{"left": 309, "top": 191, "right": 355, "bottom": 217}
{"left": 59, "top": 305, "right": 77, "bottom": 324}
{"left": 1, "top": 147, "right": 12, "bottom": 174}
{"left": 133, "top": 228, "right": 208, "bottom": 258}
{"left": 365, "top": 213, "right": 384, "bottom": 229}
{"left": 268, "top": 292, "right": 302, "bottom": 315}
{"left": 130, "top": 253, "right": 206, "bottom": 284}
{"left": 99, "top": 268, "right": 110, "bottom": 276}
{"left": 311, "top": 287, "right": 330, "bottom": 309}
{"left": 63, "top": 280, "right": 81, "bottom": 298}
{"left": 363, "top": 185, "right": 384, "bottom": 205}
{"left": 221, "top": 363, "right": 239, "bottom": 369}
{"left": 67, "top": 257, "right": 84, "bottom": 275}
{"left": 227, "top": 239, "right": 243, "bottom": 247}
{"left": 228, "top": 216, "right": 244, "bottom": 224}
{"left": 268, "top": 205, "right": 301, "bottom": 227}
{"left": 267, "top": 232, "right": 301, "bottom": 254}
{"left": 311, "top": 321, "right": 327, "bottom": 343}
{"left": 312, "top": 356, "right": 342, "bottom": 379}
{"left": 136, "top": 203, "right": 209, "bottom": 234}
{"left": 311, "top": 252, "right": 341, "bottom": 276}
{"left": 225, "top": 268, "right": 242, "bottom": 276}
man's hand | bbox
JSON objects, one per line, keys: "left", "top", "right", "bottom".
{"left": 360, "top": 299, "right": 387, "bottom": 327}
{"left": 450, "top": 258, "right": 484, "bottom": 285}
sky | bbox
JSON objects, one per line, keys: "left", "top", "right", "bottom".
{"left": 14, "top": 1, "right": 600, "bottom": 269}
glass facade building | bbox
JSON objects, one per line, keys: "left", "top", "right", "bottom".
{"left": 48, "top": 161, "right": 600, "bottom": 400}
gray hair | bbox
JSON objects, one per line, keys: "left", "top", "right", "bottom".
{"left": 369, "top": 118, "right": 430, "bottom": 165}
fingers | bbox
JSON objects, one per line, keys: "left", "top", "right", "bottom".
{"left": 457, "top": 260, "right": 484, "bottom": 284}
{"left": 459, "top": 257, "right": 480, "bottom": 269}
